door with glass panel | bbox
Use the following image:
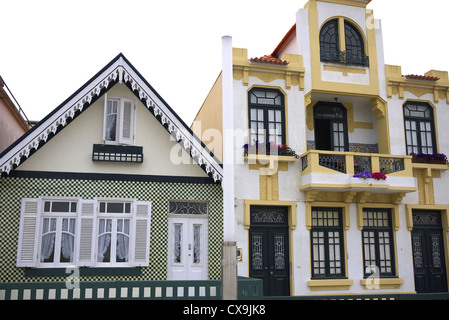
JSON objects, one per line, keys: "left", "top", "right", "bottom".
{"left": 249, "top": 206, "right": 290, "bottom": 296}
{"left": 411, "top": 211, "right": 448, "bottom": 293}
{"left": 167, "top": 217, "right": 208, "bottom": 280}
{"left": 313, "top": 102, "right": 349, "bottom": 152}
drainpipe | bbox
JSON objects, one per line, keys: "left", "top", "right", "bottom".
{"left": 221, "top": 35, "right": 237, "bottom": 300}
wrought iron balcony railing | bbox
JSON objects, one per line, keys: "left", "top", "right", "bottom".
{"left": 320, "top": 50, "right": 369, "bottom": 67}
{"left": 300, "top": 150, "right": 411, "bottom": 176}
{"left": 300, "top": 150, "right": 417, "bottom": 194}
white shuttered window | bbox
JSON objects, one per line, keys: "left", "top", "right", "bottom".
{"left": 103, "top": 94, "right": 136, "bottom": 145}
{"left": 16, "top": 197, "right": 151, "bottom": 268}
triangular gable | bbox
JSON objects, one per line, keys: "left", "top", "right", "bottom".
{"left": 0, "top": 53, "right": 223, "bottom": 183}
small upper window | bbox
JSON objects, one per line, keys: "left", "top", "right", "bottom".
{"left": 320, "top": 18, "right": 368, "bottom": 66}
{"left": 103, "top": 96, "right": 136, "bottom": 145}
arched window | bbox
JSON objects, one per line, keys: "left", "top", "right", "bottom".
{"left": 319, "top": 18, "right": 368, "bottom": 66}
{"left": 344, "top": 21, "right": 366, "bottom": 66}
{"left": 319, "top": 19, "right": 339, "bottom": 63}
{"left": 403, "top": 102, "right": 437, "bottom": 155}
{"left": 248, "top": 88, "right": 286, "bottom": 148}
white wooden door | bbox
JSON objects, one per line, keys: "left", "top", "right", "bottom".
{"left": 167, "top": 217, "right": 208, "bottom": 280}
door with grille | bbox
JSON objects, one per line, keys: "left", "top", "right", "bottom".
{"left": 249, "top": 206, "right": 290, "bottom": 296}
{"left": 411, "top": 211, "right": 448, "bottom": 293}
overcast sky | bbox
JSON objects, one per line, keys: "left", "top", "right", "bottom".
{"left": 2, "top": 0, "right": 449, "bottom": 124}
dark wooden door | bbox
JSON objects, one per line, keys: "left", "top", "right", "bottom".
{"left": 249, "top": 206, "right": 290, "bottom": 296}
{"left": 411, "top": 212, "right": 448, "bottom": 293}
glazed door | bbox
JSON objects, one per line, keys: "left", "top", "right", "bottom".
{"left": 411, "top": 212, "right": 448, "bottom": 293}
{"left": 167, "top": 217, "right": 208, "bottom": 280}
{"left": 249, "top": 206, "right": 290, "bottom": 296}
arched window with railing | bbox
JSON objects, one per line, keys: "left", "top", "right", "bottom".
{"left": 319, "top": 18, "right": 369, "bottom": 67}
{"left": 319, "top": 19, "right": 339, "bottom": 63}
{"left": 344, "top": 21, "right": 367, "bottom": 66}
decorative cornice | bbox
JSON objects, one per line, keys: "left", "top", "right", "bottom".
{"left": 0, "top": 54, "right": 223, "bottom": 184}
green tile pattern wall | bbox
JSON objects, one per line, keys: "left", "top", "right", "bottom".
{"left": 0, "top": 176, "right": 223, "bottom": 282}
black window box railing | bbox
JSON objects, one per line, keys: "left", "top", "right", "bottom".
{"left": 92, "top": 144, "right": 143, "bottom": 163}
{"left": 321, "top": 51, "right": 369, "bottom": 67}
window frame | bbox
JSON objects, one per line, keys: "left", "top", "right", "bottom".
{"left": 361, "top": 208, "right": 396, "bottom": 278}
{"left": 344, "top": 21, "right": 366, "bottom": 66}
{"left": 103, "top": 94, "right": 137, "bottom": 146}
{"left": 310, "top": 207, "right": 346, "bottom": 279}
{"left": 319, "top": 19, "right": 340, "bottom": 63}
{"left": 319, "top": 18, "right": 368, "bottom": 67}
{"left": 403, "top": 101, "right": 437, "bottom": 155}
{"left": 96, "top": 200, "right": 134, "bottom": 267}
{"left": 313, "top": 102, "right": 349, "bottom": 152}
{"left": 16, "top": 197, "right": 151, "bottom": 269}
{"left": 38, "top": 199, "right": 79, "bottom": 268}
{"left": 248, "top": 88, "right": 286, "bottom": 150}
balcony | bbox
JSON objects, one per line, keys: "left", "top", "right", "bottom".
{"left": 299, "top": 150, "right": 417, "bottom": 194}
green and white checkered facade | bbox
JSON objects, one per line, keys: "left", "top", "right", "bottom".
{"left": 0, "top": 176, "right": 223, "bottom": 283}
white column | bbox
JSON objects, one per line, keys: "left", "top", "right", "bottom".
{"left": 221, "top": 35, "right": 237, "bottom": 300}
{"left": 222, "top": 35, "right": 235, "bottom": 242}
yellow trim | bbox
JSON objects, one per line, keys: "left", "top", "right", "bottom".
{"left": 405, "top": 204, "right": 449, "bottom": 232}
{"left": 338, "top": 17, "right": 346, "bottom": 52}
{"left": 323, "top": 65, "right": 367, "bottom": 77}
{"left": 357, "top": 204, "right": 401, "bottom": 281}
{"left": 403, "top": 99, "right": 441, "bottom": 154}
{"left": 386, "top": 65, "right": 449, "bottom": 104}
{"left": 413, "top": 168, "right": 437, "bottom": 205}
{"left": 360, "top": 278, "right": 404, "bottom": 290}
{"left": 300, "top": 150, "right": 414, "bottom": 178}
{"left": 244, "top": 200, "right": 297, "bottom": 295}
{"left": 307, "top": 279, "right": 354, "bottom": 291}
{"left": 233, "top": 48, "right": 305, "bottom": 90}
{"left": 356, "top": 203, "right": 400, "bottom": 231}
{"left": 313, "top": 0, "right": 371, "bottom": 8}
{"left": 305, "top": 201, "right": 350, "bottom": 230}
{"left": 292, "top": 291, "right": 416, "bottom": 298}
{"left": 304, "top": 96, "right": 390, "bottom": 154}
{"left": 246, "top": 84, "right": 290, "bottom": 147}
{"left": 305, "top": 101, "right": 373, "bottom": 132}
{"left": 243, "top": 200, "right": 297, "bottom": 230}
{"left": 246, "top": 155, "right": 296, "bottom": 201}
{"left": 308, "top": 3, "right": 380, "bottom": 97}
{"left": 405, "top": 205, "right": 449, "bottom": 291}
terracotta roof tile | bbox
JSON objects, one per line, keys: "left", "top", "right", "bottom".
{"left": 249, "top": 55, "right": 289, "bottom": 66}
{"left": 403, "top": 74, "right": 440, "bottom": 81}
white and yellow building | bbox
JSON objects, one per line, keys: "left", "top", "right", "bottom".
{"left": 194, "top": 0, "right": 449, "bottom": 296}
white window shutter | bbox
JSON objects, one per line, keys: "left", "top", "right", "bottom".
{"left": 77, "top": 200, "right": 96, "bottom": 267}
{"left": 133, "top": 201, "right": 151, "bottom": 266}
{"left": 16, "top": 198, "right": 40, "bottom": 267}
{"left": 119, "top": 98, "right": 135, "bottom": 145}
{"left": 102, "top": 93, "right": 108, "bottom": 142}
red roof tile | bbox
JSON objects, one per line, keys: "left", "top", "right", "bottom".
{"left": 249, "top": 55, "right": 289, "bottom": 66}
{"left": 403, "top": 74, "right": 440, "bottom": 81}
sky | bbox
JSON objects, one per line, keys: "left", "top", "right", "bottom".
{"left": 1, "top": 0, "right": 449, "bottom": 125}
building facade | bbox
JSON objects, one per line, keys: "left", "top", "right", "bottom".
{"left": 194, "top": 0, "right": 449, "bottom": 296}
{"left": 0, "top": 76, "right": 31, "bottom": 153}
{"left": 0, "top": 54, "right": 223, "bottom": 296}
